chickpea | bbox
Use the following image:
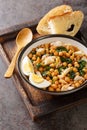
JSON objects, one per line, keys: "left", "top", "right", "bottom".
{"left": 76, "top": 72, "right": 80, "bottom": 76}
{"left": 56, "top": 88, "right": 61, "bottom": 92}
{"left": 32, "top": 56, "right": 36, "bottom": 61}
{"left": 63, "top": 62, "right": 67, "bottom": 67}
{"left": 46, "top": 76, "right": 50, "bottom": 80}
{"left": 47, "top": 71, "right": 51, "bottom": 76}
{"left": 58, "top": 84, "right": 62, "bottom": 89}
{"left": 33, "top": 61, "right": 36, "bottom": 65}
{"left": 39, "top": 67, "right": 44, "bottom": 72}
{"left": 73, "top": 58, "right": 77, "bottom": 62}
{"left": 56, "top": 57, "right": 60, "bottom": 63}
{"left": 54, "top": 69, "right": 59, "bottom": 75}
{"left": 65, "top": 53, "right": 70, "bottom": 57}
{"left": 79, "top": 80, "right": 83, "bottom": 84}
{"left": 70, "top": 55, "right": 74, "bottom": 60}
{"left": 66, "top": 45, "right": 70, "bottom": 50}
{"left": 59, "top": 52, "right": 63, "bottom": 56}
{"left": 59, "top": 79, "right": 65, "bottom": 84}
{"left": 28, "top": 53, "right": 32, "bottom": 58}
{"left": 76, "top": 55, "right": 81, "bottom": 60}
{"left": 84, "top": 74, "right": 87, "bottom": 80}
{"left": 48, "top": 87, "right": 54, "bottom": 91}
{"left": 52, "top": 49, "right": 55, "bottom": 53}
{"left": 40, "top": 44, "right": 45, "bottom": 48}
{"left": 71, "top": 83, "right": 75, "bottom": 87}
{"left": 83, "top": 68, "right": 87, "bottom": 73}
{"left": 53, "top": 76, "right": 58, "bottom": 81}
{"left": 46, "top": 49, "right": 49, "bottom": 54}
{"left": 49, "top": 80, "right": 52, "bottom": 84}
{"left": 54, "top": 51, "right": 59, "bottom": 56}
{"left": 50, "top": 63, "right": 55, "bottom": 68}
{"left": 55, "top": 81, "right": 59, "bottom": 85}
{"left": 57, "top": 75, "right": 60, "bottom": 79}
{"left": 62, "top": 51, "right": 66, "bottom": 56}
{"left": 68, "top": 64, "right": 72, "bottom": 67}
{"left": 45, "top": 44, "right": 49, "bottom": 48}
{"left": 41, "top": 50, "right": 45, "bottom": 55}
{"left": 65, "top": 77, "right": 70, "bottom": 83}
{"left": 70, "top": 66, "right": 73, "bottom": 70}
{"left": 51, "top": 84, "right": 58, "bottom": 89}
{"left": 36, "top": 52, "right": 41, "bottom": 56}
{"left": 50, "top": 68, "right": 54, "bottom": 72}
{"left": 74, "top": 62, "right": 79, "bottom": 67}
{"left": 73, "top": 67, "right": 78, "bottom": 72}
{"left": 50, "top": 49, "right": 53, "bottom": 54}
{"left": 50, "top": 45, "right": 53, "bottom": 49}
{"left": 51, "top": 45, "right": 56, "bottom": 49}
{"left": 74, "top": 82, "right": 80, "bottom": 87}
{"left": 51, "top": 72, "right": 55, "bottom": 77}
{"left": 69, "top": 50, "right": 73, "bottom": 55}
{"left": 36, "top": 57, "right": 41, "bottom": 63}
{"left": 70, "top": 46, "right": 74, "bottom": 52}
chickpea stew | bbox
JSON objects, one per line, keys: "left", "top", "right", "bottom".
{"left": 22, "top": 41, "right": 87, "bottom": 92}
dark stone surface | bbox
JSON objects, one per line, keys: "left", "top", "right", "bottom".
{"left": 0, "top": 0, "right": 87, "bottom": 130}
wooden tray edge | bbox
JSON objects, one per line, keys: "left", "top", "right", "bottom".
{"left": 0, "top": 22, "right": 87, "bottom": 121}
{"left": 0, "top": 21, "right": 37, "bottom": 43}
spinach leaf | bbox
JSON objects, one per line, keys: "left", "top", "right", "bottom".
{"left": 44, "top": 66, "right": 51, "bottom": 71}
{"left": 56, "top": 46, "right": 68, "bottom": 52}
{"left": 58, "top": 66, "right": 66, "bottom": 74}
{"left": 77, "top": 60, "right": 86, "bottom": 76}
{"left": 60, "top": 56, "right": 72, "bottom": 63}
{"left": 78, "top": 60, "right": 86, "bottom": 70}
{"left": 69, "top": 71, "right": 75, "bottom": 79}
{"left": 36, "top": 63, "right": 42, "bottom": 69}
{"left": 78, "top": 69, "right": 85, "bottom": 76}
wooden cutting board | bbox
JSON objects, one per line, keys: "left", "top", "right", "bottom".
{"left": 0, "top": 23, "right": 87, "bottom": 121}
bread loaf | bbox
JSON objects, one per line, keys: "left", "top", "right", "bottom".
{"left": 36, "top": 5, "right": 84, "bottom": 36}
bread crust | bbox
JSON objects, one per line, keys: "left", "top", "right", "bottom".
{"left": 48, "top": 11, "right": 84, "bottom": 36}
{"left": 36, "top": 5, "right": 84, "bottom": 36}
{"left": 36, "top": 5, "right": 73, "bottom": 34}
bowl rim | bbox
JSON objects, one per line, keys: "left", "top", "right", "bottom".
{"left": 17, "top": 34, "right": 87, "bottom": 95}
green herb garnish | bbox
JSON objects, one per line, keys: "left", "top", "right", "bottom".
{"left": 36, "top": 63, "right": 42, "bottom": 69}
{"left": 69, "top": 71, "right": 75, "bottom": 79}
{"left": 78, "top": 69, "right": 85, "bottom": 76}
{"left": 58, "top": 66, "right": 67, "bottom": 74}
{"left": 77, "top": 60, "right": 86, "bottom": 76}
{"left": 45, "top": 66, "right": 51, "bottom": 71}
{"left": 56, "top": 46, "right": 68, "bottom": 52}
{"left": 60, "top": 56, "right": 72, "bottom": 63}
{"left": 78, "top": 60, "right": 86, "bottom": 70}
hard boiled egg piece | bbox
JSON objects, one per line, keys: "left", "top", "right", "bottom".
{"left": 29, "top": 73, "right": 51, "bottom": 88}
{"left": 21, "top": 56, "right": 34, "bottom": 76}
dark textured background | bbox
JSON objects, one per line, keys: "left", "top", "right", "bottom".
{"left": 0, "top": 0, "right": 87, "bottom": 130}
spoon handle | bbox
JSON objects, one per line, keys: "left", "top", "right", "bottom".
{"left": 4, "top": 48, "right": 21, "bottom": 78}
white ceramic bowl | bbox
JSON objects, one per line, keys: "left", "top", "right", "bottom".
{"left": 18, "top": 34, "right": 87, "bottom": 95}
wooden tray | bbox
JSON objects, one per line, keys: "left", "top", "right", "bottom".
{"left": 0, "top": 23, "right": 87, "bottom": 121}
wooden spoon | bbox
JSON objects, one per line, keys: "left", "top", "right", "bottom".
{"left": 4, "top": 28, "right": 33, "bottom": 78}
